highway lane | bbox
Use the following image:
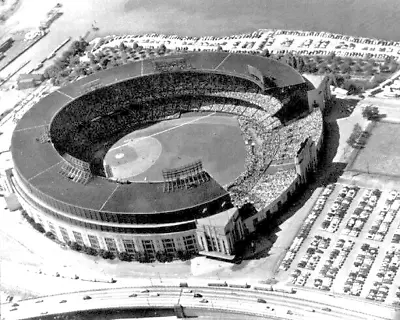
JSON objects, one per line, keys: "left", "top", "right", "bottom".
{"left": 2, "top": 286, "right": 392, "bottom": 320}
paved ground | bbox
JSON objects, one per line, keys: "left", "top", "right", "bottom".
{"left": 277, "top": 184, "right": 400, "bottom": 306}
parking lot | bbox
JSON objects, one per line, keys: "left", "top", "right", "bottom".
{"left": 278, "top": 183, "right": 400, "bottom": 306}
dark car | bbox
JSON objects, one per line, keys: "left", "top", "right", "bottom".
{"left": 322, "top": 307, "right": 332, "bottom": 311}
{"left": 194, "top": 293, "right": 203, "bottom": 298}
{"left": 83, "top": 295, "right": 92, "bottom": 300}
{"left": 59, "top": 300, "right": 67, "bottom": 304}
{"left": 257, "top": 298, "right": 267, "bottom": 303}
{"left": 129, "top": 293, "right": 137, "bottom": 297}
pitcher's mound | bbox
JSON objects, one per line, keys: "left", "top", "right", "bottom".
{"left": 104, "top": 137, "right": 162, "bottom": 179}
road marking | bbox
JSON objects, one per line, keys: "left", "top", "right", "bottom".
{"left": 109, "top": 112, "right": 216, "bottom": 151}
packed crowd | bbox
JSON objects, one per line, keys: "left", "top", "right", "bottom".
{"left": 227, "top": 115, "right": 281, "bottom": 208}
{"left": 274, "top": 110, "right": 323, "bottom": 162}
{"left": 49, "top": 73, "right": 321, "bottom": 206}
{"left": 210, "top": 91, "right": 282, "bottom": 115}
{"left": 153, "top": 58, "right": 194, "bottom": 72}
{"left": 244, "top": 168, "right": 297, "bottom": 210}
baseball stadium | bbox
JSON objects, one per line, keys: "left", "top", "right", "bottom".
{"left": 10, "top": 52, "right": 324, "bottom": 261}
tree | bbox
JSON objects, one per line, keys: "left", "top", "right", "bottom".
{"left": 346, "top": 82, "right": 362, "bottom": 95}
{"left": 352, "top": 64, "right": 362, "bottom": 73}
{"left": 157, "top": 43, "right": 166, "bottom": 55}
{"left": 34, "top": 223, "right": 45, "bottom": 233}
{"left": 260, "top": 49, "right": 270, "bottom": 57}
{"left": 347, "top": 123, "right": 363, "bottom": 148}
{"left": 69, "top": 242, "right": 82, "bottom": 252}
{"left": 45, "top": 231, "right": 56, "bottom": 240}
{"left": 83, "top": 246, "right": 98, "bottom": 256}
{"left": 69, "top": 55, "right": 81, "bottom": 67}
{"left": 132, "top": 42, "right": 139, "bottom": 50}
{"left": 118, "top": 251, "right": 133, "bottom": 262}
{"left": 119, "top": 41, "right": 127, "bottom": 51}
{"left": 321, "top": 220, "right": 330, "bottom": 229}
{"left": 216, "top": 44, "right": 223, "bottom": 52}
{"left": 43, "top": 64, "right": 62, "bottom": 79}
{"left": 155, "top": 251, "right": 168, "bottom": 263}
{"left": 296, "top": 56, "right": 305, "bottom": 73}
{"left": 340, "top": 63, "right": 352, "bottom": 74}
{"left": 362, "top": 105, "right": 379, "bottom": 120}
{"left": 99, "top": 250, "right": 114, "bottom": 259}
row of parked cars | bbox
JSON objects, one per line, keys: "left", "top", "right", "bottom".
{"left": 367, "top": 191, "right": 399, "bottom": 242}
{"left": 342, "top": 188, "right": 381, "bottom": 238}
{"left": 367, "top": 247, "right": 400, "bottom": 302}
{"left": 316, "top": 239, "right": 355, "bottom": 292}
{"left": 321, "top": 185, "right": 359, "bottom": 233}
{"left": 392, "top": 222, "right": 400, "bottom": 244}
{"left": 297, "top": 236, "right": 331, "bottom": 271}
{"left": 343, "top": 243, "right": 379, "bottom": 296}
{"left": 279, "top": 184, "right": 336, "bottom": 271}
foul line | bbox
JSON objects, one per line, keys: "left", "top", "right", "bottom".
{"left": 109, "top": 112, "right": 216, "bottom": 152}
{"left": 57, "top": 90, "right": 74, "bottom": 100}
{"left": 214, "top": 52, "right": 231, "bottom": 70}
{"left": 28, "top": 161, "right": 63, "bottom": 182}
{"left": 99, "top": 185, "right": 120, "bottom": 212}
{"left": 14, "top": 123, "right": 48, "bottom": 132}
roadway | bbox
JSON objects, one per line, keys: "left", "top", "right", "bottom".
{"left": 1, "top": 285, "right": 393, "bottom": 320}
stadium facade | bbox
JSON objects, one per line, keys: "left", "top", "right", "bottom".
{"left": 10, "top": 52, "right": 326, "bottom": 260}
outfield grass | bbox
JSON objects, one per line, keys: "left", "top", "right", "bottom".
{"left": 104, "top": 113, "right": 247, "bottom": 186}
{"left": 349, "top": 121, "right": 400, "bottom": 177}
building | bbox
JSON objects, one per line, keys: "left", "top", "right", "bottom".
{"left": 17, "top": 74, "right": 44, "bottom": 90}
{"left": 10, "top": 52, "right": 323, "bottom": 261}
{"left": 196, "top": 207, "right": 243, "bottom": 259}
{"left": 303, "top": 74, "right": 331, "bottom": 112}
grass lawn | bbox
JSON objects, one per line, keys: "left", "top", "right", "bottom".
{"left": 349, "top": 121, "right": 400, "bottom": 177}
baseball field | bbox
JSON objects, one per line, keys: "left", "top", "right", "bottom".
{"left": 103, "top": 112, "right": 247, "bottom": 186}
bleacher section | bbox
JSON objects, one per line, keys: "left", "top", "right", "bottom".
{"left": 153, "top": 58, "right": 194, "bottom": 72}
{"left": 163, "top": 161, "right": 210, "bottom": 192}
{"left": 58, "top": 162, "right": 92, "bottom": 185}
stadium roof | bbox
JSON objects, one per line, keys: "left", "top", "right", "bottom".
{"left": 11, "top": 52, "right": 304, "bottom": 215}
